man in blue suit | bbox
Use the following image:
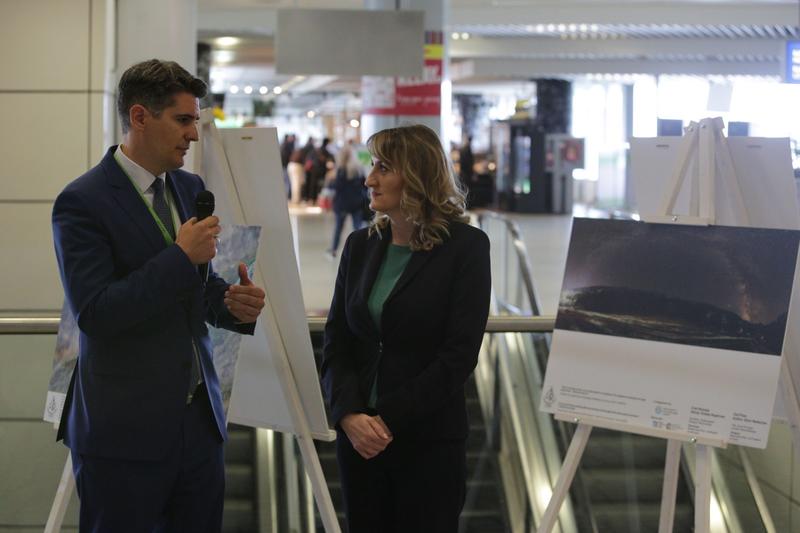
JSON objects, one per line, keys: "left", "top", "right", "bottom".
{"left": 52, "top": 59, "right": 266, "bottom": 532}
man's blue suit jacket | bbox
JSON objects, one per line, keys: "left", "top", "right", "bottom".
{"left": 52, "top": 146, "right": 254, "bottom": 461}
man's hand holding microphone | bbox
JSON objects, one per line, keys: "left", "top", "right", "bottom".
{"left": 176, "top": 214, "right": 220, "bottom": 265}
{"left": 176, "top": 191, "right": 265, "bottom": 324}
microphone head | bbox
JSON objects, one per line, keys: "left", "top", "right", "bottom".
{"left": 195, "top": 190, "right": 215, "bottom": 220}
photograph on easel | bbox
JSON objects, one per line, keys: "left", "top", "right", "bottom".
{"left": 541, "top": 217, "right": 800, "bottom": 448}
{"left": 556, "top": 218, "right": 800, "bottom": 356}
{"left": 42, "top": 225, "right": 261, "bottom": 424}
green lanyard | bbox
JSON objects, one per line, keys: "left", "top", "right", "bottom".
{"left": 114, "top": 151, "right": 176, "bottom": 245}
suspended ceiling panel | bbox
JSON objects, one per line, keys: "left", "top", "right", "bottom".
{"left": 199, "top": 0, "right": 799, "bottom": 91}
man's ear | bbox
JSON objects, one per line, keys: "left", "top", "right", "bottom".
{"left": 129, "top": 104, "right": 148, "bottom": 131}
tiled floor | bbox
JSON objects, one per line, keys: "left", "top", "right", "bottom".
{"left": 290, "top": 206, "right": 574, "bottom": 317}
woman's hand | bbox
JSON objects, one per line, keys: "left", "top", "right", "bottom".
{"left": 341, "top": 413, "right": 393, "bottom": 459}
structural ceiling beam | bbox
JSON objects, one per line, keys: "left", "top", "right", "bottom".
{"left": 450, "top": 36, "right": 784, "bottom": 59}
{"left": 452, "top": 2, "right": 799, "bottom": 27}
{"left": 455, "top": 57, "right": 781, "bottom": 78}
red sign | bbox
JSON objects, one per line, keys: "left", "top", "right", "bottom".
{"left": 363, "top": 32, "right": 442, "bottom": 117}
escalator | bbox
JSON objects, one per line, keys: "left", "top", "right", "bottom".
{"left": 577, "top": 429, "right": 693, "bottom": 532}
{"left": 308, "top": 331, "right": 512, "bottom": 533}
{"left": 222, "top": 425, "right": 258, "bottom": 532}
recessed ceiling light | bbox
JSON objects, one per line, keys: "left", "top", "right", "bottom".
{"left": 229, "top": 85, "right": 239, "bottom": 94}
{"left": 215, "top": 36, "right": 240, "bottom": 47}
{"left": 273, "top": 86, "right": 283, "bottom": 94}
{"left": 243, "top": 86, "right": 253, "bottom": 94}
{"left": 546, "top": 24, "right": 556, "bottom": 32}
{"left": 452, "top": 32, "right": 460, "bottom": 40}
{"left": 259, "top": 86, "right": 268, "bottom": 95}
{"left": 307, "top": 110, "right": 316, "bottom": 119}
{"left": 461, "top": 32, "right": 470, "bottom": 40}
{"left": 349, "top": 119, "right": 360, "bottom": 128}
{"left": 214, "top": 50, "right": 234, "bottom": 63}
{"left": 557, "top": 24, "right": 566, "bottom": 32}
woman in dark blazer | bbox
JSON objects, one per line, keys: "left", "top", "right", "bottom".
{"left": 321, "top": 124, "right": 491, "bottom": 532}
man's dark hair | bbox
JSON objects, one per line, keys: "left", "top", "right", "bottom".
{"left": 117, "top": 59, "right": 207, "bottom": 133}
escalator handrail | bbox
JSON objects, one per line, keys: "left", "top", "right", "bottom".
{"left": 477, "top": 211, "right": 543, "bottom": 316}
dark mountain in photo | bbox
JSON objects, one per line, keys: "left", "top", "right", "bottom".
{"left": 556, "top": 286, "right": 788, "bottom": 355}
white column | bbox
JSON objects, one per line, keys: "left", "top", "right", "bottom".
{"left": 361, "top": 0, "right": 448, "bottom": 142}
{"left": 117, "top": 0, "right": 198, "bottom": 75}
{"left": 115, "top": 0, "right": 199, "bottom": 156}
{"left": 0, "top": 0, "right": 115, "bottom": 529}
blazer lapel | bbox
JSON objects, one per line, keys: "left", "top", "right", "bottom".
{"left": 358, "top": 227, "right": 391, "bottom": 302}
{"left": 356, "top": 227, "right": 391, "bottom": 337}
{"left": 102, "top": 147, "right": 167, "bottom": 253}
{"left": 385, "top": 247, "right": 436, "bottom": 304}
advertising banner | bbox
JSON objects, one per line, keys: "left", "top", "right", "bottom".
{"left": 362, "top": 31, "right": 442, "bottom": 116}
{"left": 786, "top": 40, "right": 800, "bottom": 84}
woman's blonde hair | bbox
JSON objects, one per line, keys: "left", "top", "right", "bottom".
{"left": 366, "top": 124, "right": 468, "bottom": 251}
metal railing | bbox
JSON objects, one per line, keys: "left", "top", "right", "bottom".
{"left": 0, "top": 315, "right": 555, "bottom": 335}
{"left": 0, "top": 312, "right": 555, "bottom": 533}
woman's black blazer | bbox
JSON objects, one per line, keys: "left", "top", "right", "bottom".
{"left": 322, "top": 221, "right": 491, "bottom": 441}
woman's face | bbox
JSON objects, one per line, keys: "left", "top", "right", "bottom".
{"left": 366, "top": 158, "right": 404, "bottom": 218}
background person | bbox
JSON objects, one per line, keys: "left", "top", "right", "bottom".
{"left": 51, "top": 59, "right": 266, "bottom": 533}
{"left": 458, "top": 134, "right": 475, "bottom": 184}
{"left": 326, "top": 144, "right": 367, "bottom": 259}
{"left": 288, "top": 137, "right": 314, "bottom": 204}
{"left": 321, "top": 124, "right": 491, "bottom": 532}
{"left": 280, "top": 133, "right": 296, "bottom": 199}
{"left": 306, "top": 136, "right": 335, "bottom": 205}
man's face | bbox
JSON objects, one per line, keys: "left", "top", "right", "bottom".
{"left": 144, "top": 91, "right": 200, "bottom": 174}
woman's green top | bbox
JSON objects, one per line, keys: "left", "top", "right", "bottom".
{"left": 366, "top": 243, "right": 413, "bottom": 407}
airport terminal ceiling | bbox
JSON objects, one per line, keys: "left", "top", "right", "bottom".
{"left": 196, "top": 0, "right": 799, "bottom": 114}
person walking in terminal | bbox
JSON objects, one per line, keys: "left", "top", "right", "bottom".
{"left": 51, "top": 59, "right": 266, "bottom": 533}
{"left": 326, "top": 143, "right": 367, "bottom": 259}
{"left": 321, "top": 124, "right": 491, "bottom": 532}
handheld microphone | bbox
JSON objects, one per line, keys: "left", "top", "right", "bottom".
{"left": 195, "top": 191, "right": 215, "bottom": 283}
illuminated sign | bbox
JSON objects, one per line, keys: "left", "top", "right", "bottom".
{"left": 786, "top": 40, "right": 800, "bottom": 83}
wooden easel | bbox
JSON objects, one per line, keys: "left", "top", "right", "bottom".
{"left": 538, "top": 117, "right": 752, "bottom": 533}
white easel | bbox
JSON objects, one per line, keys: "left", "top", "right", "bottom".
{"left": 44, "top": 452, "right": 73, "bottom": 532}
{"left": 538, "top": 117, "right": 752, "bottom": 533}
{"left": 44, "top": 112, "right": 342, "bottom": 533}
{"left": 198, "top": 114, "right": 341, "bottom": 533}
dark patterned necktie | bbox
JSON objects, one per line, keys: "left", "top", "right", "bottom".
{"left": 152, "top": 177, "right": 201, "bottom": 397}
{"left": 151, "top": 178, "right": 176, "bottom": 240}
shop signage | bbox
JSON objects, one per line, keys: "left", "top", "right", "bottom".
{"left": 786, "top": 40, "right": 800, "bottom": 83}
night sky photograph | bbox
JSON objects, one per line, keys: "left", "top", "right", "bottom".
{"left": 555, "top": 218, "right": 800, "bottom": 355}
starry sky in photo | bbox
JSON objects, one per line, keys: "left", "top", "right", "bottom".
{"left": 562, "top": 219, "right": 800, "bottom": 325}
